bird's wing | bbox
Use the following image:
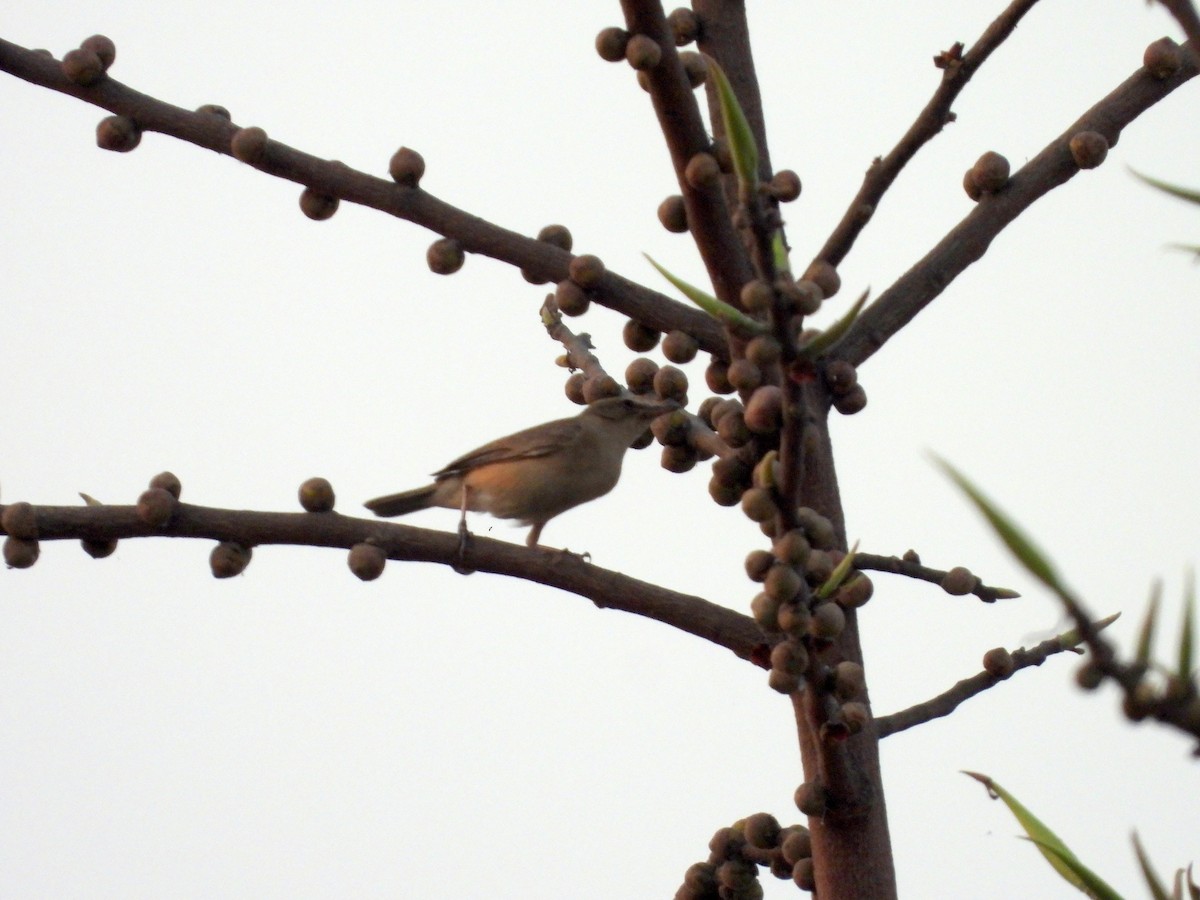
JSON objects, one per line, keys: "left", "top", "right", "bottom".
{"left": 432, "top": 417, "right": 582, "bottom": 478}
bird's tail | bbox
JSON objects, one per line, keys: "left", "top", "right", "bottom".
{"left": 364, "top": 484, "right": 438, "bottom": 517}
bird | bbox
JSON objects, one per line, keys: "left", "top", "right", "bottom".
{"left": 364, "top": 395, "right": 680, "bottom": 547}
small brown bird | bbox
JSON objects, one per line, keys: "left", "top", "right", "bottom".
{"left": 364, "top": 395, "right": 679, "bottom": 546}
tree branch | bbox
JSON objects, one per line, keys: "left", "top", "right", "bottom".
{"left": 875, "top": 631, "right": 1080, "bottom": 738}
{"left": 855, "top": 551, "right": 1020, "bottom": 604}
{"left": 815, "top": 0, "right": 1045, "bottom": 270}
{"left": 1157, "top": 0, "right": 1200, "bottom": 49}
{"left": 0, "top": 37, "right": 728, "bottom": 356}
{"left": 836, "top": 39, "right": 1199, "bottom": 367}
{"left": 0, "top": 500, "right": 771, "bottom": 664}
{"left": 618, "top": 1, "right": 756, "bottom": 306}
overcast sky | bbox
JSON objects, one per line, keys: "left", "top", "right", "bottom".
{"left": 2, "top": 3, "right": 1198, "bottom": 898}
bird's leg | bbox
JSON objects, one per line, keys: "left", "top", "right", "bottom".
{"left": 525, "top": 521, "right": 545, "bottom": 548}
{"left": 452, "top": 485, "right": 475, "bottom": 575}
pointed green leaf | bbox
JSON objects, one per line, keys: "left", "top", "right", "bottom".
{"left": 704, "top": 56, "right": 758, "bottom": 190}
{"left": 816, "top": 539, "right": 860, "bottom": 600}
{"left": 1137, "top": 581, "right": 1162, "bottom": 666}
{"left": 1024, "top": 838, "right": 1126, "bottom": 900}
{"left": 1180, "top": 569, "right": 1195, "bottom": 680}
{"left": 1133, "top": 832, "right": 1172, "bottom": 900}
{"left": 1130, "top": 168, "right": 1200, "bottom": 205}
{"left": 963, "top": 772, "right": 1122, "bottom": 900}
{"left": 644, "top": 254, "right": 767, "bottom": 335}
{"left": 934, "top": 458, "right": 1066, "bottom": 594}
{"left": 1059, "top": 613, "right": 1120, "bottom": 650}
{"left": 797, "top": 288, "right": 870, "bottom": 359}
{"left": 772, "top": 231, "right": 791, "bottom": 274}
{"left": 79, "top": 492, "right": 103, "bottom": 507}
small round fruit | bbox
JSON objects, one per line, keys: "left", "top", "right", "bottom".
{"left": 971, "top": 151, "right": 1010, "bottom": 193}
{"left": 149, "top": 471, "right": 182, "bottom": 498}
{"left": 136, "top": 488, "right": 176, "bottom": 527}
{"left": 625, "top": 34, "right": 662, "bottom": 70}
{"left": 594, "top": 27, "right": 629, "bottom": 62}
{"left": 568, "top": 254, "right": 605, "bottom": 288}
{"left": 427, "top": 238, "right": 464, "bottom": 274}
{"left": 96, "top": 116, "right": 141, "bottom": 152}
{"left": 1069, "top": 131, "right": 1108, "bottom": 169}
{"left": 210, "top": 542, "right": 252, "bottom": 578}
{"left": 299, "top": 187, "right": 339, "bottom": 220}
{"left": 298, "top": 477, "right": 336, "bottom": 512}
{"left": 388, "top": 146, "right": 425, "bottom": 186}
{"left": 4, "top": 537, "right": 39, "bottom": 569}
{"left": 348, "top": 543, "right": 386, "bottom": 581}
{"left": 2, "top": 502, "right": 38, "bottom": 540}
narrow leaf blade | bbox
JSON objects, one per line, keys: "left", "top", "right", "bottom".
{"left": 644, "top": 254, "right": 766, "bottom": 334}
{"left": 1137, "top": 581, "right": 1162, "bottom": 666}
{"left": 798, "top": 288, "right": 870, "bottom": 359}
{"left": 705, "top": 56, "right": 759, "bottom": 189}
{"left": 1133, "top": 832, "right": 1172, "bottom": 900}
{"left": 934, "top": 457, "right": 1064, "bottom": 593}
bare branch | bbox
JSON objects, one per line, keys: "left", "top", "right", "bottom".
{"left": 1157, "top": 0, "right": 1200, "bottom": 48}
{"left": 0, "top": 500, "right": 769, "bottom": 664}
{"left": 0, "top": 37, "right": 728, "bottom": 356}
{"left": 816, "top": 0, "right": 1045, "bottom": 269}
{"left": 875, "top": 632, "right": 1079, "bottom": 738}
{"left": 856, "top": 551, "right": 1020, "bottom": 604}
{"left": 837, "top": 41, "right": 1199, "bottom": 367}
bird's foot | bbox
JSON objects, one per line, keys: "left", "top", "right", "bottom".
{"left": 550, "top": 546, "right": 591, "bottom": 565}
{"left": 451, "top": 521, "right": 476, "bottom": 575}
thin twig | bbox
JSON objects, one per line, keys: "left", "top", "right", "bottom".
{"left": 815, "top": 0, "right": 1045, "bottom": 270}
{"left": 1157, "top": 0, "right": 1200, "bottom": 49}
{"left": 856, "top": 551, "right": 1020, "bottom": 604}
{"left": 875, "top": 631, "right": 1079, "bottom": 738}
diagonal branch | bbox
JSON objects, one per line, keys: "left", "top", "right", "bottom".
{"left": 0, "top": 37, "right": 728, "bottom": 356}
{"left": 816, "top": 0, "right": 1045, "bottom": 270}
{"left": 1, "top": 500, "right": 770, "bottom": 664}
{"left": 875, "top": 631, "right": 1082, "bottom": 738}
{"left": 836, "top": 41, "right": 1199, "bottom": 367}
{"left": 1157, "top": 0, "right": 1200, "bottom": 49}
{"left": 618, "top": 1, "right": 755, "bottom": 306}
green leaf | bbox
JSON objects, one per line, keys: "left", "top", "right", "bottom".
{"left": 933, "top": 457, "right": 1066, "bottom": 595}
{"left": 1130, "top": 168, "right": 1200, "bottom": 205}
{"left": 816, "top": 540, "right": 860, "bottom": 600}
{"left": 1025, "top": 838, "right": 1127, "bottom": 900}
{"left": 79, "top": 492, "right": 104, "bottom": 506}
{"left": 1058, "top": 612, "right": 1120, "bottom": 651}
{"left": 964, "top": 772, "right": 1123, "bottom": 900}
{"left": 1137, "top": 581, "right": 1162, "bottom": 666}
{"left": 704, "top": 56, "right": 759, "bottom": 190}
{"left": 1180, "top": 569, "right": 1195, "bottom": 680}
{"left": 772, "top": 231, "right": 791, "bottom": 274}
{"left": 643, "top": 254, "right": 767, "bottom": 335}
{"left": 797, "top": 288, "right": 870, "bottom": 359}
{"left": 1132, "top": 832, "right": 1171, "bottom": 900}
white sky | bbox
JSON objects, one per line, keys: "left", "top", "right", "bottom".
{"left": 2, "top": 3, "right": 1198, "bottom": 898}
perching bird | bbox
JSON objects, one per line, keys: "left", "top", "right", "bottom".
{"left": 364, "top": 395, "right": 680, "bottom": 546}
